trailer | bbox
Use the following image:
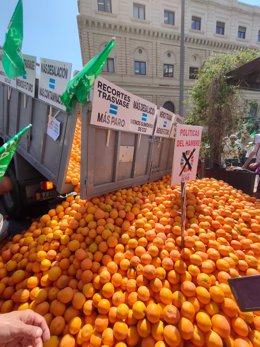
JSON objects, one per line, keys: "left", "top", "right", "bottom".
{"left": 0, "top": 74, "right": 180, "bottom": 218}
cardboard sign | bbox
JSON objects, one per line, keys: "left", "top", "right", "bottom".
{"left": 16, "top": 54, "right": 36, "bottom": 97}
{"left": 91, "top": 77, "right": 156, "bottom": 135}
{"left": 0, "top": 48, "right": 16, "bottom": 88}
{"left": 154, "top": 107, "right": 175, "bottom": 138}
{"left": 38, "top": 57, "right": 72, "bottom": 111}
{"left": 171, "top": 124, "right": 203, "bottom": 185}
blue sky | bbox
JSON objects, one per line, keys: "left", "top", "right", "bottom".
{"left": 0, "top": 0, "right": 259, "bottom": 74}
{"left": 0, "top": 0, "right": 82, "bottom": 72}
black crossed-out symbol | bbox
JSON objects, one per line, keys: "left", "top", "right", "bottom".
{"left": 179, "top": 148, "right": 196, "bottom": 176}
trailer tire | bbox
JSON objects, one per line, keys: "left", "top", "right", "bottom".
{"left": 1, "top": 166, "right": 23, "bottom": 219}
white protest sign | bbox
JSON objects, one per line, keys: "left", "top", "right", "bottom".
{"left": 91, "top": 77, "right": 156, "bottom": 135}
{"left": 38, "top": 58, "right": 72, "bottom": 111}
{"left": 170, "top": 114, "right": 183, "bottom": 139}
{"left": 0, "top": 48, "right": 16, "bottom": 88}
{"left": 154, "top": 107, "right": 175, "bottom": 138}
{"left": 16, "top": 54, "right": 36, "bottom": 97}
{"left": 129, "top": 95, "right": 156, "bottom": 135}
{"left": 47, "top": 118, "right": 61, "bottom": 141}
{"left": 171, "top": 124, "right": 203, "bottom": 185}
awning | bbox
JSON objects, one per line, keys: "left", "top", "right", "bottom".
{"left": 226, "top": 57, "right": 260, "bottom": 91}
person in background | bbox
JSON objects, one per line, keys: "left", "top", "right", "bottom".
{"left": 0, "top": 178, "right": 50, "bottom": 347}
{"left": 222, "top": 134, "right": 242, "bottom": 167}
{"left": 242, "top": 133, "right": 260, "bottom": 197}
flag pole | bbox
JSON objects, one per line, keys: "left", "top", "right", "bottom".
{"left": 180, "top": 181, "right": 186, "bottom": 249}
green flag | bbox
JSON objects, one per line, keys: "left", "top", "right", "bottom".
{"left": 2, "top": 0, "right": 26, "bottom": 79}
{"left": 60, "top": 38, "right": 116, "bottom": 113}
{"left": 0, "top": 124, "right": 31, "bottom": 181}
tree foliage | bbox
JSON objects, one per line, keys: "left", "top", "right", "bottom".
{"left": 186, "top": 49, "right": 260, "bottom": 164}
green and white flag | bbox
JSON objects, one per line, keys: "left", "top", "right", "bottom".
{"left": 0, "top": 124, "right": 31, "bottom": 180}
{"left": 60, "top": 38, "right": 116, "bottom": 113}
{"left": 2, "top": 0, "right": 26, "bottom": 79}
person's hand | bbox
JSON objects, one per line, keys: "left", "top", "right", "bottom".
{"left": 0, "top": 309, "right": 50, "bottom": 347}
{"left": 0, "top": 176, "right": 12, "bottom": 195}
{"left": 249, "top": 162, "right": 259, "bottom": 171}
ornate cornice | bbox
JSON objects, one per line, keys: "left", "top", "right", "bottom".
{"left": 78, "top": 15, "right": 258, "bottom": 51}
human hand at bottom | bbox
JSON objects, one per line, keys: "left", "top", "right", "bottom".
{"left": 0, "top": 309, "right": 50, "bottom": 347}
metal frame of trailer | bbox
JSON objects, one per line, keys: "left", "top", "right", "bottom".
{"left": 0, "top": 79, "right": 181, "bottom": 216}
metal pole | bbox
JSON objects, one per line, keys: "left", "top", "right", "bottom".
{"left": 180, "top": 181, "right": 186, "bottom": 249}
{"left": 179, "top": 0, "right": 185, "bottom": 116}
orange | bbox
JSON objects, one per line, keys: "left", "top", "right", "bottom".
{"left": 233, "top": 338, "right": 252, "bottom": 347}
{"left": 196, "top": 311, "right": 212, "bottom": 332}
{"left": 151, "top": 320, "right": 164, "bottom": 341}
{"left": 68, "top": 317, "right": 82, "bottom": 335}
{"left": 159, "top": 288, "right": 172, "bottom": 305}
{"left": 178, "top": 317, "right": 194, "bottom": 340}
{"left": 137, "top": 318, "right": 151, "bottom": 338}
{"left": 191, "top": 324, "right": 205, "bottom": 347}
{"left": 57, "top": 287, "right": 74, "bottom": 304}
{"left": 102, "top": 327, "right": 114, "bottom": 346}
{"left": 81, "top": 324, "right": 93, "bottom": 342}
{"left": 59, "top": 334, "right": 75, "bottom": 347}
{"left": 196, "top": 286, "right": 211, "bottom": 305}
{"left": 95, "top": 315, "right": 109, "bottom": 333}
{"left": 163, "top": 325, "right": 181, "bottom": 346}
{"left": 132, "top": 301, "right": 146, "bottom": 319}
{"left": 72, "top": 292, "right": 86, "bottom": 310}
{"left": 180, "top": 281, "right": 196, "bottom": 297}
{"left": 48, "top": 266, "right": 62, "bottom": 281}
{"left": 221, "top": 298, "right": 239, "bottom": 318}
{"left": 146, "top": 302, "right": 161, "bottom": 323}
{"left": 231, "top": 317, "right": 249, "bottom": 337}
{"left": 50, "top": 316, "right": 66, "bottom": 336}
{"left": 211, "top": 314, "right": 231, "bottom": 338}
{"left": 181, "top": 301, "right": 195, "bottom": 321}
{"left": 205, "top": 330, "right": 223, "bottom": 347}
{"left": 209, "top": 286, "right": 225, "bottom": 303}
{"left": 162, "top": 304, "right": 180, "bottom": 324}
{"left": 116, "top": 303, "right": 129, "bottom": 320}
{"left": 113, "top": 322, "right": 128, "bottom": 341}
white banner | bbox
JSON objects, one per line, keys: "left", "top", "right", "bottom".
{"left": 171, "top": 124, "right": 203, "bottom": 185}
{"left": 38, "top": 58, "right": 72, "bottom": 111}
{"left": 0, "top": 48, "right": 16, "bottom": 88}
{"left": 16, "top": 54, "right": 36, "bottom": 97}
{"left": 154, "top": 107, "right": 175, "bottom": 138}
{"left": 91, "top": 77, "right": 156, "bottom": 135}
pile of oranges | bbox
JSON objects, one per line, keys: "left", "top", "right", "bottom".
{"left": 0, "top": 176, "right": 260, "bottom": 347}
{"left": 65, "top": 116, "right": 81, "bottom": 191}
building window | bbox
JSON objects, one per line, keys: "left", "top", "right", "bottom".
{"left": 216, "top": 21, "right": 225, "bottom": 35}
{"left": 191, "top": 16, "right": 201, "bottom": 31}
{"left": 135, "top": 61, "right": 146, "bottom": 75}
{"left": 133, "top": 3, "right": 145, "bottom": 20}
{"left": 103, "top": 58, "right": 115, "bottom": 73}
{"left": 164, "top": 10, "right": 175, "bottom": 25}
{"left": 238, "top": 26, "right": 246, "bottom": 39}
{"left": 163, "top": 64, "right": 174, "bottom": 77}
{"left": 258, "top": 30, "right": 260, "bottom": 42}
{"left": 97, "top": 0, "right": 112, "bottom": 13}
{"left": 189, "top": 67, "right": 199, "bottom": 79}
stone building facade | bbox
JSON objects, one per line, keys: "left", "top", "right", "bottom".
{"left": 77, "top": 0, "right": 260, "bottom": 115}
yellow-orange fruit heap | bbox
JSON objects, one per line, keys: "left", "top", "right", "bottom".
{"left": 1, "top": 177, "right": 260, "bottom": 347}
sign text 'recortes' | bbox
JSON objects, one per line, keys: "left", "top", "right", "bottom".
{"left": 41, "top": 63, "right": 69, "bottom": 79}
